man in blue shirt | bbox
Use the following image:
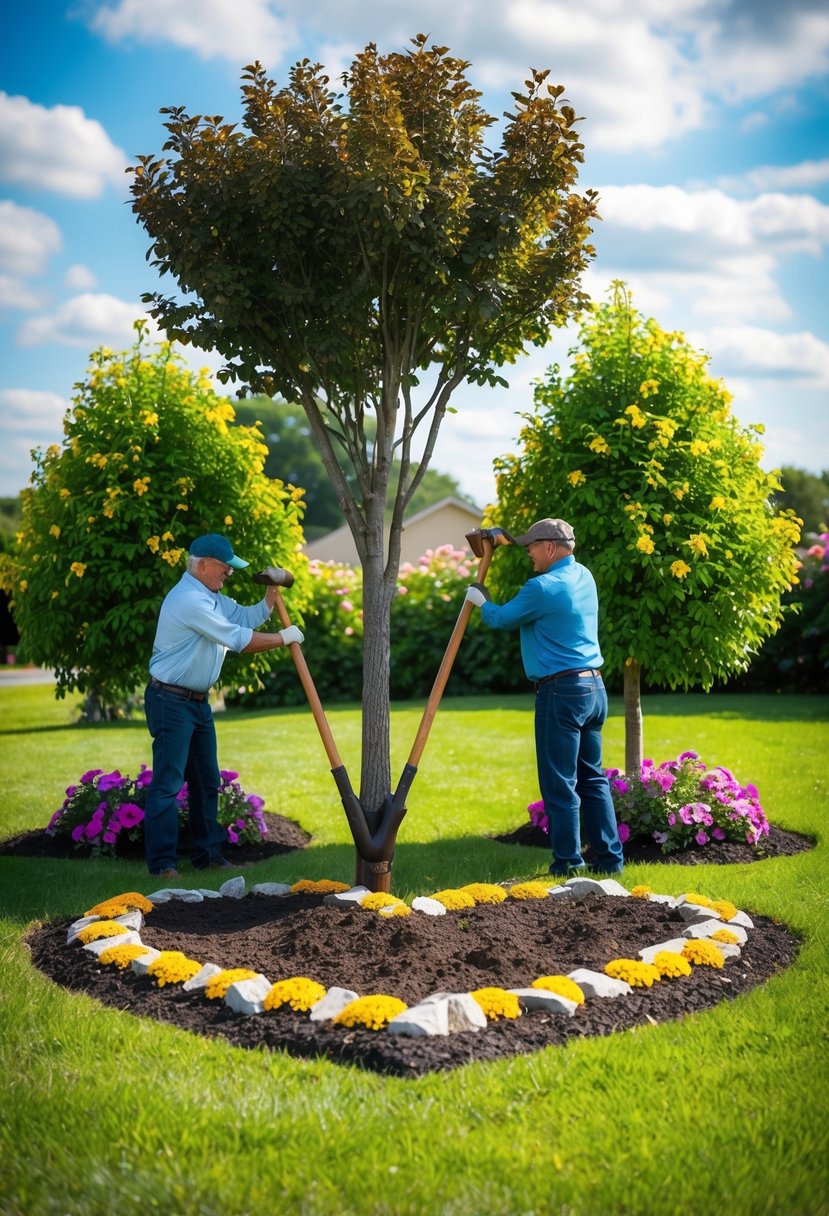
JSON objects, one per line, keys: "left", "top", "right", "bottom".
{"left": 143, "top": 533, "right": 304, "bottom": 878}
{"left": 466, "top": 518, "right": 623, "bottom": 877}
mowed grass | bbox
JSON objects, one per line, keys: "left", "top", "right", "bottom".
{"left": 0, "top": 682, "right": 827, "bottom": 1216}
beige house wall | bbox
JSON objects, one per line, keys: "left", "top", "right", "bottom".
{"left": 304, "top": 497, "right": 482, "bottom": 566}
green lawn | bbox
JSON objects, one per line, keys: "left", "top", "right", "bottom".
{"left": 0, "top": 683, "right": 827, "bottom": 1216}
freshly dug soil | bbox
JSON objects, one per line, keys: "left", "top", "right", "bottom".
{"left": 493, "top": 821, "right": 816, "bottom": 865}
{"left": 0, "top": 811, "right": 310, "bottom": 862}
{"left": 26, "top": 889, "right": 799, "bottom": 1077}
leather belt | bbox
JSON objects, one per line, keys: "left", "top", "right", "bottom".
{"left": 536, "top": 668, "right": 601, "bottom": 687}
{"left": 149, "top": 677, "right": 207, "bottom": 702}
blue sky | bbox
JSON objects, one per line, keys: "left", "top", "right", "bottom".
{"left": 2, "top": 0, "right": 828, "bottom": 509}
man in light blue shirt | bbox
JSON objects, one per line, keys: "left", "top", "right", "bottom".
{"left": 143, "top": 533, "right": 304, "bottom": 878}
{"left": 466, "top": 518, "right": 623, "bottom": 877}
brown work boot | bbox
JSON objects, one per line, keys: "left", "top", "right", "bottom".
{"left": 154, "top": 867, "right": 181, "bottom": 880}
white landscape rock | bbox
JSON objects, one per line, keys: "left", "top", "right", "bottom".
{"left": 388, "top": 1001, "right": 449, "bottom": 1037}
{"left": 547, "top": 886, "right": 575, "bottom": 899}
{"left": 309, "top": 986, "right": 359, "bottom": 1021}
{"left": 648, "top": 894, "right": 678, "bottom": 906}
{"left": 219, "top": 876, "right": 246, "bottom": 899}
{"left": 83, "top": 930, "right": 142, "bottom": 957}
{"left": 66, "top": 915, "right": 102, "bottom": 944}
{"left": 567, "top": 968, "right": 632, "bottom": 998}
{"left": 131, "top": 947, "right": 162, "bottom": 975}
{"left": 411, "top": 896, "right": 447, "bottom": 916}
{"left": 323, "top": 885, "right": 371, "bottom": 907}
{"left": 113, "top": 910, "right": 144, "bottom": 931}
{"left": 701, "top": 939, "right": 742, "bottom": 960}
{"left": 676, "top": 902, "right": 722, "bottom": 924}
{"left": 147, "top": 888, "right": 205, "bottom": 903}
{"left": 682, "top": 919, "right": 730, "bottom": 940}
{"left": 509, "top": 988, "right": 579, "bottom": 1015}
{"left": 225, "top": 974, "right": 272, "bottom": 1015}
{"left": 251, "top": 882, "right": 293, "bottom": 897}
{"left": 565, "top": 877, "right": 629, "bottom": 899}
{"left": 639, "top": 938, "right": 689, "bottom": 964}
{"left": 729, "top": 910, "right": 754, "bottom": 930}
{"left": 197, "top": 888, "right": 223, "bottom": 899}
{"left": 419, "top": 992, "right": 488, "bottom": 1032}
{"left": 183, "top": 962, "right": 224, "bottom": 991}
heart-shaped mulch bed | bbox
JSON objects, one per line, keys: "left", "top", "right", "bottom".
{"left": 0, "top": 811, "right": 310, "bottom": 862}
{"left": 26, "top": 888, "right": 798, "bottom": 1077}
{"left": 493, "top": 822, "right": 815, "bottom": 865}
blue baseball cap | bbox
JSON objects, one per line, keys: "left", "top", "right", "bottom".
{"left": 189, "top": 534, "right": 249, "bottom": 569}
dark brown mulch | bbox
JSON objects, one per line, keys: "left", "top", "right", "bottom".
{"left": 26, "top": 889, "right": 799, "bottom": 1077}
{"left": 0, "top": 811, "right": 310, "bottom": 862}
{"left": 493, "top": 821, "right": 816, "bottom": 865}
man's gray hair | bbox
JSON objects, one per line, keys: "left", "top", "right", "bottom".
{"left": 186, "top": 554, "right": 201, "bottom": 575}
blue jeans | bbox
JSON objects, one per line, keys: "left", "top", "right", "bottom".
{"left": 143, "top": 683, "right": 226, "bottom": 874}
{"left": 534, "top": 675, "right": 624, "bottom": 875}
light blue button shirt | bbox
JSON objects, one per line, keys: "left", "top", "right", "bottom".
{"left": 480, "top": 555, "right": 604, "bottom": 681}
{"left": 148, "top": 571, "right": 272, "bottom": 691}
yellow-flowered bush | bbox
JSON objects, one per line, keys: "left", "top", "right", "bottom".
{"left": 204, "top": 968, "right": 259, "bottom": 999}
{"left": 681, "top": 940, "right": 725, "bottom": 968}
{"left": 76, "top": 920, "right": 130, "bottom": 945}
{"left": 430, "top": 889, "right": 475, "bottom": 910}
{"left": 334, "top": 995, "right": 407, "bottom": 1031}
{"left": 710, "top": 899, "right": 738, "bottom": 922}
{"left": 98, "top": 944, "right": 151, "bottom": 969}
{"left": 508, "top": 882, "right": 550, "bottom": 901}
{"left": 652, "top": 950, "right": 692, "bottom": 979}
{"left": 378, "top": 903, "right": 412, "bottom": 917}
{"left": 604, "top": 959, "right": 661, "bottom": 988}
{"left": 264, "top": 977, "right": 326, "bottom": 1012}
{"left": 147, "top": 952, "right": 202, "bottom": 987}
{"left": 711, "top": 928, "right": 739, "bottom": 945}
{"left": 630, "top": 885, "right": 653, "bottom": 899}
{"left": 471, "top": 988, "right": 522, "bottom": 1021}
{"left": 361, "top": 892, "right": 406, "bottom": 911}
{"left": 531, "top": 975, "right": 585, "bottom": 1005}
{"left": 85, "top": 892, "right": 153, "bottom": 917}
{"left": 460, "top": 883, "right": 507, "bottom": 904}
{"left": 682, "top": 892, "right": 714, "bottom": 909}
{"left": 291, "top": 879, "right": 351, "bottom": 895}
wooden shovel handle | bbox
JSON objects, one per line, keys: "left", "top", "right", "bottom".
{"left": 271, "top": 588, "right": 343, "bottom": 770}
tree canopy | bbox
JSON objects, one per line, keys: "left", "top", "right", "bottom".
{"left": 488, "top": 284, "right": 802, "bottom": 769}
{"left": 7, "top": 326, "right": 307, "bottom": 717}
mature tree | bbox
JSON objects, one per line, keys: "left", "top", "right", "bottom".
{"left": 129, "top": 35, "right": 598, "bottom": 886}
{"left": 488, "top": 284, "right": 802, "bottom": 773}
{"left": 232, "top": 396, "right": 476, "bottom": 536}
{"left": 7, "top": 326, "right": 307, "bottom": 719}
{"left": 772, "top": 466, "right": 829, "bottom": 535}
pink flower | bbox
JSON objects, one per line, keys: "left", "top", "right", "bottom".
{"left": 695, "top": 830, "right": 709, "bottom": 846}
{"left": 611, "top": 778, "right": 629, "bottom": 794}
{"left": 713, "top": 827, "right": 726, "bottom": 840}
{"left": 71, "top": 824, "right": 86, "bottom": 842}
{"left": 97, "top": 771, "right": 124, "bottom": 792}
{"left": 654, "top": 770, "right": 676, "bottom": 793}
{"left": 246, "top": 795, "right": 264, "bottom": 812}
{"left": 667, "top": 812, "right": 676, "bottom": 826}
{"left": 117, "top": 802, "right": 144, "bottom": 828}
{"left": 617, "top": 822, "right": 630, "bottom": 843}
{"left": 80, "top": 770, "right": 103, "bottom": 784}
{"left": 227, "top": 826, "right": 239, "bottom": 844}
{"left": 134, "top": 768, "right": 153, "bottom": 787}
{"left": 102, "top": 831, "right": 117, "bottom": 845}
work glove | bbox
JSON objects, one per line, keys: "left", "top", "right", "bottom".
{"left": 253, "top": 566, "right": 295, "bottom": 588}
{"left": 279, "top": 625, "right": 304, "bottom": 646}
{"left": 465, "top": 583, "right": 490, "bottom": 607}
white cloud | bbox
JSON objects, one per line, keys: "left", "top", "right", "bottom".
{"left": 89, "top": 0, "right": 296, "bottom": 65}
{"left": 0, "top": 201, "right": 62, "bottom": 277}
{"left": 0, "top": 275, "right": 43, "bottom": 311}
{"left": 0, "top": 388, "right": 69, "bottom": 434}
{"left": 64, "top": 264, "right": 97, "bottom": 291}
{"left": 17, "top": 293, "right": 158, "bottom": 349}
{"left": 696, "top": 4, "right": 829, "bottom": 103}
{"left": 689, "top": 326, "right": 829, "bottom": 388}
{"left": 0, "top": 93, "right": 126, "bottom": 199}
{"left": 718, "top": 158, "right": 829, "bottom": 194}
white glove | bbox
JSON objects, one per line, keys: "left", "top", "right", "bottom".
{"left": 465, "top": 586, "right": 487, "bottom": 608}
{"left": 280, "top": 625, "right": 304, "bottom": 646}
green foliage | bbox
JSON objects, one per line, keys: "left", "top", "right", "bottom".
{"left": 488, "top": 284, "right": 803, "bottom": 690}
{"left": 772, "top": 465, "right": 829, "bottom": 534}
{"left": 8, "top": 324, "right": 308, "bottom": 713}
{"left": 226, "top": 545, "right": 523, "bottom": 708}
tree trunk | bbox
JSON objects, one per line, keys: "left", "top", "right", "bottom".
{"left": 623, "top": 660, "right": 643, "bottom": 776}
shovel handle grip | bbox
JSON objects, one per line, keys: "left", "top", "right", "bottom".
{"left": 271, "top": 588, "right": 343, "bottom": 770}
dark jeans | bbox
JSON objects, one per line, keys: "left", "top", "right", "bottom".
{"left": 143, "top": 682, "right": 225, "bottom": 874}
{"left": 534, "top": 674, "right": 624, "bottom": 875}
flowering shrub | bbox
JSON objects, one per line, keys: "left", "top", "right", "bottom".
{"left": 604, "top": 959, "right": 661, "bottom": 988}
{"left": 651, "top": 951, "right": 692, "bottom": 979}
{"left": 605, "top": 751, "right": 770, "bottom": 853}
{"left": 85, "top": 892, "right": 154, "bottom": 917}
{"left": 334, "top": 995, "right": 408, "bottom": 1031}
{"left": 75, "top": 920, "right": 130, "bottom": 945}
{"left": 460, "top": 883, "right": 507, "bottom": 905}
{"left": 430, "top": 889, "right": 476, "bottom": 910}
{"left": 531, "top": 975, "right": 585, "bottom": 1005}
{"left": 470, "top": 988, "right": 522, "bottom": 1020}
{"left": 46, "top": 766, "right": 268, "bottom": 857}
{"left": 630, "top": 885, "right": 653, "bottom": 900}
{"left": 508, "top": 882, "right": 550, "bottom": 901}
{"left": 147, "top": 951, "right": 202, "bottom": 986}
{"left": 264, "top": 977, "right": 326, "bottom": 1012}
{"left": 361, "top": 892, "right": 406, "bottom": 911}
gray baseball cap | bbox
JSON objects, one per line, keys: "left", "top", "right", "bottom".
{"left": 509, "top": 518, "right": 575, "bottom": 546}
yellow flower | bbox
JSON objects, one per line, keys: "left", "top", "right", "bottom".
{"left": 671, "top": 560, "right": 692, "bottom": 580}
{"left": 531, "top": 975, "right": 585, "bottom": 1005}
{"left": 142, "top": 411, "right": 159, "bottom": 427}
{"left": 588, "top": 435, "right": 611, "bottom": 455}
{"left": 639, "top": 379, "right": 659, "bottom": 398}
{"left": 204, "top": 969, "right": 259, "bottom": 1000}
{"left": 567, "top": 470, "right": 586, "bottom": 487}
{"left": 98, "top": 944, "right": 151, "bottom": 969}
{"left": 76, "top": 920, "right": 129, "bottom": 944}
{"left": 361, "top": 892, "right": 406, "bottom": 911}
{"left": 51, "top": 590, "right": 59, "bottom": 599}
{"left": 86, "top": 892, "right": 153, "bottom": 917}
{"left": 224, "top": 515, "right": 233, "bottom": 526}
{"left": 49, "top": 524, "right": 61, "bottom": 538}
{"left": 160, "top": 548, "right": 184, "bottom": 566}
{"left": 681, "top": 940, "right": 725, "bottom": 969}
{"left": 709, "top": 496, "right": 726, "bottom": 510}
{"left": 162, "top": 531, "right": 174, "bottom": 542}
{"left": 604, "top": 959, "right": 661, "bottom": 988}
{"left": 18, "top": 580, "right": 28, "bottom": 592}
{"left": 688, "top": 533, "right": 710, "bottom": 558}
{"left": 133, "top": 476, "right": 150, "bottom": 496}
{"left": 624, "top": 404, "right": 647, "bottom": 428}
{"left": 663, "top": 514, "right": 673, "bottom": 525}
{"left": 710, "top": 899, "right": 738, "bottom": 921}
{"left": 147, "top": 951, "right": 202, "bottom": 987}
{"left": 711, "top": 928, "right": 739, "bottom": 945}
{"left": 630, "top": 885, "right": 653, "bottom": 899}
{"left": 59, "top": 488, "right": 70, "bottom": 498}
{"left": 460, "top": 883, "right": 507, "bottom": 905}
{"left": 431, "top": 888, "right": 476, "bottom": 910}
{"left": 636, "top": 535, "right": 655, "bottom": 554}
{"left": 70, "top": 562, "right": 87, "bottom": 578}
{"left": 290, "top": 879, "right": 351, "bottom": 895}
{"left": 508, "top": 882, "right": 550, "bottom": 901}
{"left": 264, "top": 977, "right": 326, "bottom": 1012}
{"left": 471, "top": 987, "right": 522, "bottom": 1021}
{"left": 146, "top": 535, "right": 160, "bottom": 553}
{"left": 682, "top": 892, "right": 714, "bottom": 908}
{"left": 334, "top": 995, "right": 407, "bottom": 1031}
{"left": 176, "top": 503, "right": 189, "bottom": 511}
{"left": 652, "top": 951, "right": 692, "bottom": 979}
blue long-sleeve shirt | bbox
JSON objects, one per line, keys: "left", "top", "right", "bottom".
{"left": 480, "top": 555, "right": 604, "bottom": 681}
{"left": 148, "top": 571, "right": 272, "bottom": 691}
